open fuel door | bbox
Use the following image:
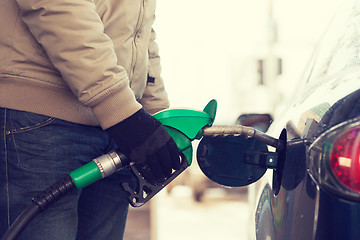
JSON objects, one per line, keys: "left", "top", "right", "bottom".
{"left": 197, "top": 135, "right": 279, "bottom": 187}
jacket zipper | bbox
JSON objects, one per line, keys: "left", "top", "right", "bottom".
{"left": 129, "top": 0, "right": 145, "bottom": 84}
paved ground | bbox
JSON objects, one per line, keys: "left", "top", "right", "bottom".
{"left": 124, "top": 203, "right": 152, "bottom": 240}
{"left": 124, "top": 185, "right": 251, "bottom": 240}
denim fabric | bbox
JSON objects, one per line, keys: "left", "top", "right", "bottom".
{"left": 0, "top": 108, "right": 136, "bottom": 240}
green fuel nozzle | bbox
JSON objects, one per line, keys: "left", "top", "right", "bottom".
{"left": 67, "top": 99, "right": 218, "bottom": 206}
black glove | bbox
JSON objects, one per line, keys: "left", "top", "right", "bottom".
{"left": 106, "top": 108, "right": 181, "bottom": 184}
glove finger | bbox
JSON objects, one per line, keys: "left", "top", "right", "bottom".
{"left": 136, "top": 162, "right": 158, "bottom": 185}
{"left": 167, "top": 140, "right": 181, "bottom": 170}
{"left": 157, "top": 145, "right": 172, "bottom": 178}
{"left": 147, "top": 154, "right": 167, "bottom": 184}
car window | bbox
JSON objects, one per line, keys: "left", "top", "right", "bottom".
{"left": 306, "top": 1, "right": 360, "bottom": 84}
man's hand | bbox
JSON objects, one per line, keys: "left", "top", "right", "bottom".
{"left": 106, "top": 109, "right": 181, "bottom": 184}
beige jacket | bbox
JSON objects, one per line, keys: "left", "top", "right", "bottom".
{"left": 0, "top": 0, "right": 169, "bottom": 129}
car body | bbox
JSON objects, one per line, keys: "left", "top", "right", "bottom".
{"left": 247, "top": 1, "right": 360, "bottom": 239}
{"left": 246, "top": 1, "right": 360, "bottom": 240}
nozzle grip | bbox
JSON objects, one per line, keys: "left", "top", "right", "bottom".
{"left": 69, "top": 151, "right": 129, "bottom": 189}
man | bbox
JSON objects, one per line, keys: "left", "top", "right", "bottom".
{"left": 0, "top": 0, "right": 180, "bottom": 239}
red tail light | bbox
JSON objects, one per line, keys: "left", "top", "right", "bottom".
{"left": 329, "top": 126, "right": 360, "bottom": 193}
{"left": 308, "top": 117, "right": 360, "bottom": 201}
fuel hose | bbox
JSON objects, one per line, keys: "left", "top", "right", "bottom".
{"left": 2, "top": 151, "right": 128, "bottom": 240}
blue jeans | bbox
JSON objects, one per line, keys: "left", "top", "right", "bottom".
{"left": 0, "top": 108, "right": 136, "bottom": 239}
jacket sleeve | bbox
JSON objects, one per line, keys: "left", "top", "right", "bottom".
{"left": 139, "top": 28, "right": 170, "bottom": 115}
{"left": 15, "top": 0, "right": 142, "bottom": 129}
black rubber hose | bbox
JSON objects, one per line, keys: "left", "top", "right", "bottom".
{"left": 2, "top": 175, "right": 76, "bottom": 240}
{"left": 1, "top": 203, "right": 40, "bottom": 240}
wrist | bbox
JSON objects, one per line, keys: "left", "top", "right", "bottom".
{"left": 105, "top": 108, "right": 161, "bottom": 152}
{"left": 92, "top": 86, "right": 142, "bottom": 129}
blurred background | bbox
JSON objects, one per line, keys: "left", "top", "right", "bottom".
{"left": 125, "top": 0, "right": 344, "bottom": 239}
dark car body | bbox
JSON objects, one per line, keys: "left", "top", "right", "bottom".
{"left": 249, "top": 1, "right": 360, "bottom": 239}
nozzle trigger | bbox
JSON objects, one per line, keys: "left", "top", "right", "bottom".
{"left": 122, "top": 158, "right": 189, "bottom": 207}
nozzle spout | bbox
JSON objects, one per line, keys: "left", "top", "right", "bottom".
{"left": 202, "top": 125, "right": 284, "bottom": 150}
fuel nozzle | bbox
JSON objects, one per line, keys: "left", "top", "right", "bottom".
{"left": 71, "top": 150, "right": 190, "bottom": 208}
